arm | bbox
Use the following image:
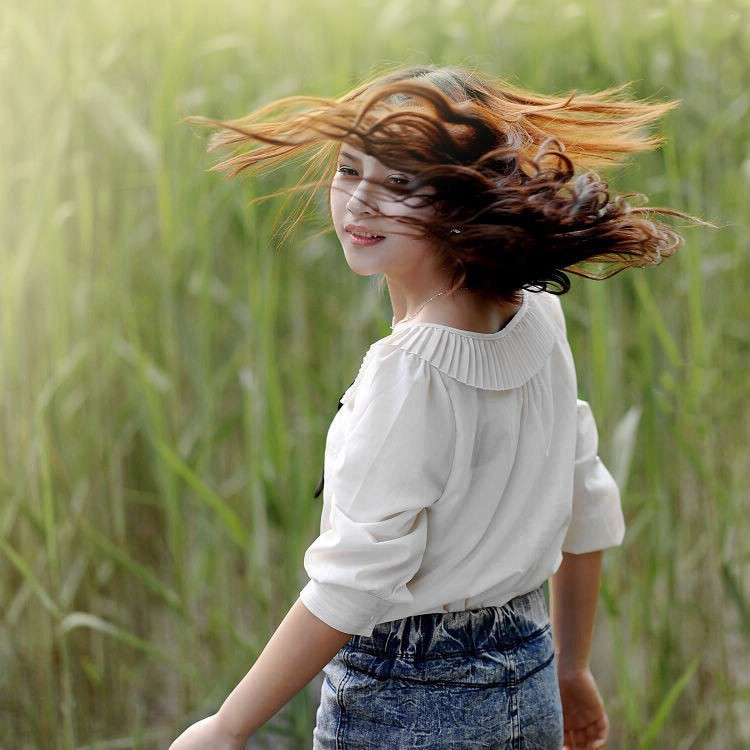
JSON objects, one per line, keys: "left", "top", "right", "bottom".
{"left": 217, "top": 598, "right": 352, "bottom": 741}
{"left": 171, "top": 348, "right": 454, "bottom": 749}
{"left": 549, "top": 549, "right": 602, "bottom": 675}
{"left": 170, "top": 598, "right": 352, "bottom": 749}
{"left": 549, "top": 550, "right": 611, "bottom": 750}
{"left": 547, "top": 295, "right": 619, "bottom": 749}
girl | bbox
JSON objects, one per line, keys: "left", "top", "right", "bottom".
{"left": 171, "top": 65, "right": 707, "bottom": 749}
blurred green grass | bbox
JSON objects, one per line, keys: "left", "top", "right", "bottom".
{"left": 1, "top": 0, "right": 747, "bottom": 747}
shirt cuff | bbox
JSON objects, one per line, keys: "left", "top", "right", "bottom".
{"left": 299, "top": 579, "right": 389, "bottom": 637}
{"left": 561, "top": 462, "right": 626, "bottom": 554}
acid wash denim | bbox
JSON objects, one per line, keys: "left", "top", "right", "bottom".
{"left": 312, "top": 585, "right": 563, "bottom": 749}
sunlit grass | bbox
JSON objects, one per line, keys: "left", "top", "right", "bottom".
{"left": 1, "top": 0, "right": 748, "bottom": 747}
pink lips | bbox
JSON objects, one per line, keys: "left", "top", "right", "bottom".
{"left": 345, "top": 226, "right": 386, "bottom": 246}
{"left": 347, "top": 233, "right": 386, "bottom": 247}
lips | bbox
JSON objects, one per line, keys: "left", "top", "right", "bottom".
{"left": 345, "top": 224, "right": 386, "bottom": 239}
{"left": 347, "top": 233, "right": 386, "bottom": 247}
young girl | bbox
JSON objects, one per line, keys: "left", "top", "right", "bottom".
{"left": 171, "top": 65, "right": 706, "bottom": 750}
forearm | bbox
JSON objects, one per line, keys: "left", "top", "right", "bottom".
{"left": 216, "top": 597, "right": 353, "bottom": 743}
{"left": 549, "top": 549, "right": 603, "bottom": 676}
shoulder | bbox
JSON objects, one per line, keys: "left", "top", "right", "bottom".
{"left": 341, "top": 340, "right": 450, "bottom": 410}
{"left": 533, "top": 290, "right": 568, "bottom": 336}
{"left": 338, "top": 342, "right": 456, "bottom": 449}
{"left": 360, "top": 342, "right": 445, "bottom": 395}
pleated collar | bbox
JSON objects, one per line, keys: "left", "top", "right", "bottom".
{"left": 341, "top": 289, "right": 559, "bottom": 403}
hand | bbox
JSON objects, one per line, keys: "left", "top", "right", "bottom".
{"left": 557, "top": 666, "right": 610, "bottom": 750}
{"left": 169, "top": 713, "right": 246, "bottom": 750}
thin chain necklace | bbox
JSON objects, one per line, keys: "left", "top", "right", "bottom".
{"left": 391, "top": 287, "right": 473, "bottom": 330}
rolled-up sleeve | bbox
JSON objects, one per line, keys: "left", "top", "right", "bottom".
{"left": 561, "top": 399, "right": 626, "bottom": 554}
{"left": 299, "top": 346, "right": 456, "bottom": 635}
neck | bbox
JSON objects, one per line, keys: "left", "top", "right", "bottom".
{"left": 387, "top": 278, "right": 463, "bottom": 322}
{"left": 386, "top": 278, "right": 523, "bottom": 334}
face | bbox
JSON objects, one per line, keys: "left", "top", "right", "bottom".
{"left": 329, "top": 144, "right": 441, "bottom": 283}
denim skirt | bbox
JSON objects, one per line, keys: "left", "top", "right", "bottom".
{"left": 312, "top": 585, "right": 563, "bottom": 749}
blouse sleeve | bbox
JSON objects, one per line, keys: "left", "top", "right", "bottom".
{"left": 299, "top": 345, "right": 456, "bottom": 636}
{"left": 561, "top": 398, "right": 626, "bottom": 554}
{"left": 543, "top": 292, "right": 625, "bottom": 554}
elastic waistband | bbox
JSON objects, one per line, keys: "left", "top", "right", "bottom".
{"left": 348, "top": 586, "right": 549, "bottom": 659}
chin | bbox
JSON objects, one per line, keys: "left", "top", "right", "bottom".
{"left": 345, "top": 264, "right": 381, "bottom": 277}
{"left": 341, "top": 252, "right": 382, "bottom": 277}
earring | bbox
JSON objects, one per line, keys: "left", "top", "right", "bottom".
{"left": 450, "top": 227, "right": 462, "bottom": 234}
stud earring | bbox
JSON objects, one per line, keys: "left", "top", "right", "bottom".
{"left": 450, "top": 227, "right": 462, "bottom": 234}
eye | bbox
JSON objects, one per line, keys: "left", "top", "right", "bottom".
{"left": 336, "top": 166, "right": 410, "bottom": 187}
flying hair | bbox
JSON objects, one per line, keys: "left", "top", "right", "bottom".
{"left": 183, "top": 64, "right": 714, "bottom": 305}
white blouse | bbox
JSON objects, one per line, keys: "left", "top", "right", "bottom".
{"left": 299, "top": 288, "right": 625, "bottom": 636}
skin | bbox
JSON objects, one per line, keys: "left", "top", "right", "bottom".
{"left": 330, "top": 144, "right": 524, "bottom": 332}
{"left": 551, "top": 550, "right": 611, "bottom": 750}
{"left": 168, "top": 598, "right": 352, "bottom": 749}
{"left": 169, "top": 145, "right": 610, "bottom": 750}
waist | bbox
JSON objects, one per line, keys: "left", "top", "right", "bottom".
{"left": 347, "top": 585, "right": 549, "bottom": 658}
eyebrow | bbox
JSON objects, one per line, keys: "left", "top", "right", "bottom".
{"left": 338, "top": 151, "right": 413, "bottom": 176}
{"left": 339, "top": 150, "right": 362, "bottom": 162}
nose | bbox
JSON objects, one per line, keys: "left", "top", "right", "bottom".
{"left": 345, "top": 177, "right": 379, "bottom": 215}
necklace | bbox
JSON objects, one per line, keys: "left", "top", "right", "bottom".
{"left": 390, "top": 287, "right": 473, "bottom": 330}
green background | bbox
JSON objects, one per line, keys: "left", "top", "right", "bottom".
{"left": 1, "top": 0, "right": 747, "bottom": 747}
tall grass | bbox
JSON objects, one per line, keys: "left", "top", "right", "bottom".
{"left": 1, "top": 0, "right": 747, "bottom": 747}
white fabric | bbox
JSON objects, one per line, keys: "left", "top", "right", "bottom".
{"left": 299, "top": 289, "right": 625, "bottom": 636}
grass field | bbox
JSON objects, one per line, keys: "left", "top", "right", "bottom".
{"left": 1, "top": 0, "right": 748, "bottom": 747}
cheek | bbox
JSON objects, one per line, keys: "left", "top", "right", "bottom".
{"left": 329, "top": 184, "right": 350, "bottom": 222}
{"left": 386, "top": 202, "right": 437, "bottom": 240}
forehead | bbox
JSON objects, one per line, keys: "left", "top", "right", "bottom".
{"left": 337, "top": 145, "right": 388, "bottom": 167}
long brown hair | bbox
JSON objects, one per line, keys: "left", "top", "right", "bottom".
{"left": 184, "top": 64, "right": 713, "bottom": 305}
